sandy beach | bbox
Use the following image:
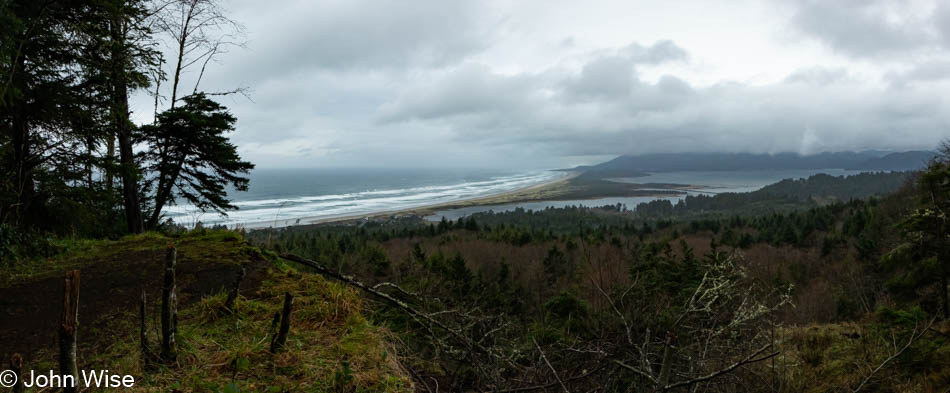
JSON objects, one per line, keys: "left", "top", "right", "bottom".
{"left": 239, "top": 172, "right": 580, "bottom": 229}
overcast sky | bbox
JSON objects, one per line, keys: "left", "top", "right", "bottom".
{"left": 131, "top": 0, "right": 950, "bottom": 169}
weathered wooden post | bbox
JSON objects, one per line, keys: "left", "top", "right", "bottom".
{"left": 270, "top": 292, "right": 294, "bottom": 353}
{"left": 59, "top": 270, "right": 80, "bottom": 393}
{"left": 161, "top": 244, "right": 178, "bottom": 363}
{"left": 9, "top": 353, "right": 24, "bottom": 393}
{"left": 224, "top": 266, "right": 246, "bottom": 312}
{"left": 140, "top": 288, "right": 153, "bottom": 368}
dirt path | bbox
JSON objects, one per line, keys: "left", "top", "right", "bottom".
{"left": 0, "top": 247, "right": 268, "bottom": 367}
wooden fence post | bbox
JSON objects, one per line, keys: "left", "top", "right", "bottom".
{"left": 140, "top": 288, "right": 153, "bottom": 368}
{"left": 224, "top": 266, "right": 246, "bottom": 312}
{"left": 270, "top": 292, "right": 294, "bottom": 353}
{"left": 9, "top": 353, "right": 24, "bottom": 393}
{"left": 161, "top": 244, "right": 177, "bottom": 363}
{"left": 59, "top": 270, "right": 80, "bottom": 393}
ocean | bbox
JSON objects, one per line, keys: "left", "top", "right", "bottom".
{"left": 163, "top": 168, "right": 566, "bottom": 228}
{"left": 165, "top": 168, "right": 866, "bottom": 228}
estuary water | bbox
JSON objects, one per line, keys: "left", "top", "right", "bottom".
{"left": 423, "top": 168, "right": 866, "bottom": 221}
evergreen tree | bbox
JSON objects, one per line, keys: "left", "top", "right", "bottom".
{"left": 140, "top": 93, "right": 253, "bottom": 228}
{"left": 884, "top": 153, "right": 950, "bottom": 319}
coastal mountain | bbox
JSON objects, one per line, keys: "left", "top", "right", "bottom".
{"left": 575, "top": 151, "right": 932, "bottom": 174}
{"left": 844, "top": 150, "right": 936, "bottom": 171}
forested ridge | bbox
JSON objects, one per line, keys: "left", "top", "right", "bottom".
{"left": 251, "top": 161, "right": 950, "bottom": 392}
{"left": 633, "top": 171, "right": 909, "bottom": 218}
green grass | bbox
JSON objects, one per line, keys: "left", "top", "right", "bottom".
{"left": 92, "top": 266, "right": 412, "bottom": 392}
{"left": 0, "top": 229, "right": 260, "bottom": 286}
{"left": 776, "top": 321, "right": 950, "bottom": 393}
{"left": 4, "top": 229, "right": 412, "bottom": 392}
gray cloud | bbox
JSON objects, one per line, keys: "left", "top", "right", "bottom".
{"left": 561, "top": 41, "right": 688, "bottom": 101}
{"left": 785, "top": 0, "right": 942, "bottom": 58}
{"left": 134, "top": 1, "right": 950, "bottom": 169}
{"left": 884, "top": 60, "right": 950, "bottom": 87}
{"left": 379, "top": 54, "right": 949, "bottom": 158}
{"left": 621, "top": 40, "right": 690, "bottom": 64}
{"left": 783, "top": 67, "right": 850, "bottom": 84}
{"left": 229, "top": 0, "right": 491, "bottom": 75}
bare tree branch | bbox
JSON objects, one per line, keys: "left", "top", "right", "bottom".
{"left": 663, "top": 344, "right": 778, "bottom": 391}
{"left": 534, "top": 338, "right": 570, "bottom": 393}
{"left": 279, "top": 254, "right": 497, "bottom": 358}
{"left": 852, "top": 317, "right": 936, "bottom": 393}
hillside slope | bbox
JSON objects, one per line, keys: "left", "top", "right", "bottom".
{"left": 0, "top": 230, "right": 411, "bottom": 392}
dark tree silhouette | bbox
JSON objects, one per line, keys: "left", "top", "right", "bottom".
{"left": 140, "top": 93, "right": 253, "bottom": 228}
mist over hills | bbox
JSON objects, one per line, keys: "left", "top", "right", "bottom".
{"left": 571, "top": 151, "right": 935, "bottom": 175}
{"left": 844, "top": 151, "right": 937, "bottom": 171}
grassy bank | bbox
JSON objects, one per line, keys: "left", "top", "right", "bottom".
{"left": 0, "top": 230, "right": 411, "bottom": 392}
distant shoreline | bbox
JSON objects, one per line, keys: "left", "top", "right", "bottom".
{"left": 239, "top": 172, "right": 582, "bottom": 229}
{"left": 237, "top": 170, "right": 751, "bottom": 230}
{"left": 238, "top": 172, "right": 697, "bottom": 230}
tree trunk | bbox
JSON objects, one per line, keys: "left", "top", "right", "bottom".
{"left": 170, "top": 19, "right": 187, "bottom": 109}
{"left": 85, "top": 135, "right": 95, "bottom": 189}
{"left": 10, "top": 108, "right": 34, "bottom": 228}
{"left": 942, "top": 273, "right": 948, "bottom": 320}
{"left": 161, "top": 245, "right": 178, "bottom": 362}
{"left": 148, "top": 156, "right": 185, "bottom": 229}
{"left": 106, "top": 135, "right": 115, "bottom": 191}
{"left": 109, "top": 13, "right": 144, "bottom": 234}
{"left": 59, "top": 270, "right": 80, "bottom": 393}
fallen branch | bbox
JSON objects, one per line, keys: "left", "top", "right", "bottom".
{"left": 611, "top": 343, "right": 777, "bottom": 391}
{"left": 279, "top": 254, "right": 494, "bottom": 357}
{"left": 493, "top": 364, "right": 606, "bottom": 393}
{"left": 533, "top": 338, "right": 569, "bottom": 393}
{"left": 663, "top": 344, "right": 778, "bottom": 391}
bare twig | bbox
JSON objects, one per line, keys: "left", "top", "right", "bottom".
{"left": 663, "top": 344, "right": 778, "bottom": 391}
{"left": 533, "top": 338, "right": 569, "bottom": 393}
{"left": 852, "top": 318, "right": 936, "bottom": 393}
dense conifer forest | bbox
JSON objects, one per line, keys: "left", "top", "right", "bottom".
{"left": 248, "top": 166, "right": 950, "bottom": 392}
